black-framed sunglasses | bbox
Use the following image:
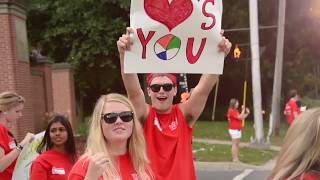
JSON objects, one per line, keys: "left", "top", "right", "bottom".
{"left": 150, "top": 83, "right": 174, "bottom": 92}
{"left": 101, "top": 111, "right": 134, "bottom": 124}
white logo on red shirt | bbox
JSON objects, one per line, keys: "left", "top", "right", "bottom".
{"left": 154, "top": 117, "right": 163, "bottom": 132}
{"left": 169, "top": 118, "right": 178, "bottom": 131}
{"left": 9, "top": 141, "right": 16, "bottom": 149}
{"left": 52, "top": 167, "right": 65, "bottom": 175}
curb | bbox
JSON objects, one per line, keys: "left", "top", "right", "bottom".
{"left": 195, "top": 159, "right": 275, "bottom": 171}
{"left": 193, "top": 138, "right": 281, "bottom": 151}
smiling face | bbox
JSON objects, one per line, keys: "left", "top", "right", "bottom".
{"left": 49, "top": 122, "right": 68, "bottom": 148}
{"left": 101, "top": 101, "right": 133, "bottom": 144}
{"left": 4, "top": 103, "right": 24, "bottom": 123}
{"left": 147, "top": 76, "right": 177, "bottom": 114}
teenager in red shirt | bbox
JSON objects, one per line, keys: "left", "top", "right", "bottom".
{"left": 284, "top": 89, "right": 301, "bottom": 125}
{"left": 227, "top": 98, "right": 249, "bottom": 162}
{"left": 31, "top": 115, "right": 77, "bottom": 180}
{"left": 68, "top": 93, "right": 153, "bottom": 180}
{"left": 117, "top": 27, "right": 232, "bottom": 180}
{"left": 270, "top": 108, "right": 320, "bottom": 180}
{"left": 0, "top": 91, "right": 34, "bottom": 180}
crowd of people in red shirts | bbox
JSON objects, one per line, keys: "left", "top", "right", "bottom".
{"left": 0, "top": 28, "right": 231, "bottom": 180}
{"left": 1, "top": 27, "right": 319, "bottom": 180}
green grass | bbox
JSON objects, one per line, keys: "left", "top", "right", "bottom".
{"left": 193, "top": 142, "right": 278, "bottom": 165}
{"left": 194, "top": 121, "right": 289, "bottom": 146}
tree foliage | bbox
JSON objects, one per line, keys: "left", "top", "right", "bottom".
{"left": 28, "top": 0, "right": 130, "bottom": 114}
{"left": 27, "top": 0, "right": 320, "bottom": 117}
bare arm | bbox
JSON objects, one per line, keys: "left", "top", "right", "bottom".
{"left": 0, "top": 147, "right": 20, "bottom": 172}
{"left": 180, "top": 33, "right": 232, "bottom": 127}
{"left": 237, "top": 112, "right": 249, "bottom": 120}
{"left": 180, "top": 75, "right": 219, "bottom": 127}
{"left": 238, "top": 107, "right": 250, "bottom": 120}
{"left": 117, "top": 28, "right": 149, "bottom": 122}
{"left": 0, "top": 132, "right": 33, "bottom": 172}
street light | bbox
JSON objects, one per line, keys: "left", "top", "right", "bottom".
{"left": 234, "top": 44, "right": 241, "bottom": 60}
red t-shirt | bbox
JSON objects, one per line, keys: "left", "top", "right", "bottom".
{"left": 68, "top": 153, "right": 138, "bottom": 180}
{"left": 294, "top": 171, "right": 320, "bottom": 180}
{"left": 227, "top": 108, "right": 242, "bottom": 130}
{"left": 0, "top": 124, "right": 17, "bottom": 180}
{"left": 144, "top": 105, "right": 195, "bottom": 180}
{"left": 285, "top": 98, "right": 300, "bottom": 125}
{"left": 31, "top": 150, "right": 75, "bottom": 180}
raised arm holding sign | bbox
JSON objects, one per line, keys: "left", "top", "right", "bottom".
{"left": 117, "top": 1, "right": 231, "bottom": 179}
{"left": 125, "top": 0, "right": 226, "bottom": 73}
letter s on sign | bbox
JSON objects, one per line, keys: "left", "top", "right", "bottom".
{"left": 201, "top": 0, "right": 216, "bottom": 30}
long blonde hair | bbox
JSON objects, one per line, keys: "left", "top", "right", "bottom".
{"left": 0, "top": 91, "right": 25, "bottom": 113}
{"left": 83, "top": 93, "right": 153, "bottom": 180}
{"left": 270, "top": 108, "right": 320, "bottom": 180}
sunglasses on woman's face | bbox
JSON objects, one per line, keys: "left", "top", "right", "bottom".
{"left": 150, "top": 83, "right": 174, "bottom": 92}
{"left": 101, "top": 111, "right": 134, "bottom": 124}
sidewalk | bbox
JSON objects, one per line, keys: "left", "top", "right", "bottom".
{"left": 193, "top": 138, "right": 281, "bottom": 151}
{"left": 193, "top": 138, "right": 280, "bottom": 171}
{"left": 195, "top": 159, "right": 276, "bottom": 171}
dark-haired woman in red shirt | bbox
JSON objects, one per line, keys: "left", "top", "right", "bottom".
{"left": 31, "top": 115, "right": 77, "bottom": 180}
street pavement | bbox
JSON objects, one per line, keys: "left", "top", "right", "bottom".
{"left": 194, "top": 158, "right": 275, "bottom": 180}
{"left": 193, "top": 138, "right": 279, "bottom": 180}
{"left": 196, "top": 169, "right": 271, "bottom": 180}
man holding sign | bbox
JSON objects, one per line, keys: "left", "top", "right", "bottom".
{"left": 117, "top": 0, "right": 231, "bottom": 179}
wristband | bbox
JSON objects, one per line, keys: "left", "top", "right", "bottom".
{"left": 15, "top": 144, "right": 23, "bottom": 151}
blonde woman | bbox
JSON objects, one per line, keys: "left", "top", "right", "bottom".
{"left": 270, "top": 108, "right": 320, "bottom": 180}
{"left": 0, "top": 91, "right": 34, "bottom": 180}
{"left": 68, "top": 93, "right": 153, "bottom": 180}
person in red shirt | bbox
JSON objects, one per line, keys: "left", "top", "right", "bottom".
{"left": 227, "top": 98, "right": 249, "bottom": 162}
{"left": 31, "top": 115, "right": 77, "bottom": 180}
{"left": 284, "top": 89, "right": 301, "bottom": 125}
{"left": 0, "top": 91, "right": 34, "bottom": 180}
{"left": 270, "top": 108, "right": 320, "bottom": 180}
{"left": 68, "top": 93, "right": 153, "bottom": 180}
{"left": 117, "top": 27, "right": 232, "bottom": 180}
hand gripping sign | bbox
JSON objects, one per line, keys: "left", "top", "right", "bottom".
{"left": 125, "top": 0, "right": 224, "bottom": 74}
{"left": 12, "top": 132, "right": 45, "bottom": 180}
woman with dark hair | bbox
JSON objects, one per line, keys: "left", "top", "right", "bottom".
{"left": 227, "top": 98, "right": 249, "bottom": 162}
{"left": 31, "top": 115, "right": 77, "bottom": 180}
{"left": 284, "top": 89, "right": 301, "bottom": 125}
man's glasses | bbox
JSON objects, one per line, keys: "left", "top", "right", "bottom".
{"left": 150, "top": 83, "right": 174, "bottom": 92}
{"left": 101, "top": 111, "right": 134, "bottom": 124}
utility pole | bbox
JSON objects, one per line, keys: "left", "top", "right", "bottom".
{"left": 249, "top": 0, "right": 265, "bottom": 145}
{"left": 269, "top": 0, "right": 286, "bottom": 138}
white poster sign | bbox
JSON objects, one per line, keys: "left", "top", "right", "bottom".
{"left": 125, "top": 0, "right": 224, "bottom": 74}
{"left": 12, "top": 131, "right": 45, "bottom": 180}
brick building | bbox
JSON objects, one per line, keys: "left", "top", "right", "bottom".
{"left": 0, "top": 0, "right": 77, "bottom": 140}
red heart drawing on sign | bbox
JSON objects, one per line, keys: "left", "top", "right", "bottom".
{"left": 144, "top": 0, "right": 193, "bottom": 31}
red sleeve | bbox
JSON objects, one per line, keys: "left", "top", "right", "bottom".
{"left": 0, "top": 126, "right": 8, "bottom": 150}
{"left": 228, "top": 109, "right": 240, "bottom": 121}
{"left": 227, "top": 109, "right": 234, "bottom": 119}
{"left": 290, "top": 101, "right": 299, "bottom": 113}
{"left": 30, "top": 161, "right": 48, "bottom": 180}
{"left": 68, "top": 158, "right": 88, "bottom": 180}
{"left": 296, "top": 172, "right": 319, "bottom": 180}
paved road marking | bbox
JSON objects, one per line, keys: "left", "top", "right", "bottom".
{"left": 233, "top": 169, "right": 254, "bottom": 180}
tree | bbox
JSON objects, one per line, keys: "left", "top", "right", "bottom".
{"left": 27, "top": 0, "right": 130, "bottom": 116}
